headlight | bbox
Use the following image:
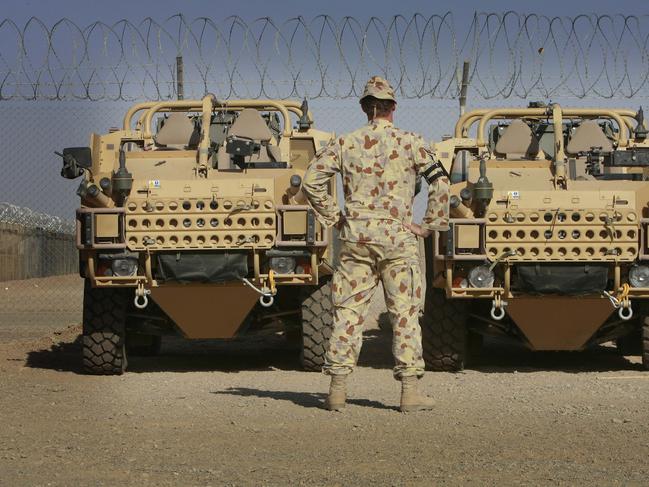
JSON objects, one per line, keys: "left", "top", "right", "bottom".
{"left": 468, "top": 264, "right": 494, "bottom": 288}
{"left": 269, "top": 256, "right": 296, "bottom": 274}
{"left": 111, "top": 258, "right": 138, "bottom": 277}
{"left": 629, "top": 264, "right": 649, "bottom": 287}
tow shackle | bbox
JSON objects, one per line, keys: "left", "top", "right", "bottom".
{"left": 490, "top": 293, "right": 507, "bottom": 321}
{"left": 134, "top": 283, "right": 150, "bottom": 309}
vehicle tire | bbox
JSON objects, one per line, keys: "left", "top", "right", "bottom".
{"left": 421, "top": 288, "right": 471, "bottom": 371}
{"left": 300, "top": 279, "right": 333, "bottom": 371}
{"left": 126, "top": 333, "right": 162, "bottom": 357}
{"left": 82, "top": 280, "right": 128, "bottom": 375}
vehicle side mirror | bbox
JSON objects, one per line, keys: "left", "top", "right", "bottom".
{"left": 56, "top": 147, "right": 92, "bottom": 179}
{"left": 64, "top": 147, "right": 92, "bottom": 168}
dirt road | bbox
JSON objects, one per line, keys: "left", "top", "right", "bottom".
{"left": 1, "top": 309, "right": 648, "bottom": 486}
{"left": 0, "top": 275, "right": 82, "bottom": 341}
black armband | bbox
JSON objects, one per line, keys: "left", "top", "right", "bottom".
{"left": 421, "top": 160, "right": 448, "bottom": 184}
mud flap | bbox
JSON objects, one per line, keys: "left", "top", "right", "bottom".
{"left": 515, "top": 264, "right": 608, "bottom": 295}
{"left": 157, "top": 251, "right": 248, "bottom": 283}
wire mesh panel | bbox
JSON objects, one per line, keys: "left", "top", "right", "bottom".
{"left": 1, "top": 12, "right": 648, "bottom": 331}
{"left": 3, "top": 96, "right": 649, "bottom": 329}
{"left": 0, "top": 203, "right": 76, "bottom": 281}
{"left": 0, "top": 13, "right": 648, "bottom": 101}
{"left": 0, "top": 203, "right": 81, "bottom": 337}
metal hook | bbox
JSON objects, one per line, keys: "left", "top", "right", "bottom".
{"left": 259, "top": 294, "right": 274, "bottom": 307}
{"left": 242, "top": 277, "right": 276, "bottom": 307}
{"left": 490, "top": 304, "right": 506, "bottom": 321}
{"left": 134, "top": 293, "right": 149, "bottom": 309}
{"left": 618, "top": 304, "right": 633, "bottom": 321}
{"left": 134, "top": 283, "right": 150, "bottom": 309}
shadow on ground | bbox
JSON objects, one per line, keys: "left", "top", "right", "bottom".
{"left": 471, "top": 340, "right": 641, "bottom": 373}
{"left": 24, "top": 335, "right": 301, "bottom": 374}
{"left": 24, "top": 337, "right": 85, "bottom": 373}
{"left": 23, "top": 325, "right": 640, "bottom": 374}
{"left": 361, "top": 326, "right": 641, "bottom": 373}
{"left": 211, "top": 387, "right": 395, "bottom": 410}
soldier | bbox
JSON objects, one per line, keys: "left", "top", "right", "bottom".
{"left": 302, "top": 76, "right": 450, "bottom": 412}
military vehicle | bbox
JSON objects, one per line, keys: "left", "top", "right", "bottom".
{"left": 423, "top": 103, "right": 649, "bottom": 370}
{"left": 57, "top": 95, "right": 334, "bottom": 374}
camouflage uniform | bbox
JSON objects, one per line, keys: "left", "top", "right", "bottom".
{"left": 302, "top": 76, "right": 450, "bottom": 379}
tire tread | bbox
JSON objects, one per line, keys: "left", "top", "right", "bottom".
{"left": 82, "top": 281, "right": 128, "bottom": 375}
{"left": 421, "top": 288, "right": 470, "bottom": 372}
{"left": 300, "top": 280, "right": 333, "bottom": 372}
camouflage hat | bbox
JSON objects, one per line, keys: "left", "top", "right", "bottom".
{"left": 360, "top": 76, "right": 396, "bottom": 103}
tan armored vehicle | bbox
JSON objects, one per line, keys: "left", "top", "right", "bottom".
{"left": 423, "top": 102, "right": 649, "bottom": 370}
{"left": 58, "top": 95, "right": 334, "bottom": 374}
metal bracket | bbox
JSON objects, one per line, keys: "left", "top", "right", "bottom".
{"left": 306, "top": 208, "right": 316, "bottom": 245}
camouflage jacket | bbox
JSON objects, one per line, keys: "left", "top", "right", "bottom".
{"left": 302, "top": 119, "right": 450, "bottom": 242}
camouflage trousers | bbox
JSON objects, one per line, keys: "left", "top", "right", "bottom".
{"left": 323, "top": 232, "right": 425, "bottom": 379}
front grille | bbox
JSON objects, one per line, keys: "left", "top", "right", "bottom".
{"left": 485, "top": 209, "right": 638, "bottom": 261}
{"left": 125, "top": 198, "right": 276, "bottom": 250}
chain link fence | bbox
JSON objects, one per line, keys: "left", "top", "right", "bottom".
{"left": 0, "top": 203, "right": 75, "bottom": 280}
{"left": 1, "top": 12, "right": 648, "bottom": 332}
{"left": 0, "top": 203, "right": 80, "bottom": 340}
{"left": 4, "top": 97, "right": 649, "bottom": 331}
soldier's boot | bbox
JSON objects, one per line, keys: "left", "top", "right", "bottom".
{"left": 399, "top": 376, "right": 435, "bottom": 413}
{"left": 325, "top": 375, "right": 347, "bottom": 411}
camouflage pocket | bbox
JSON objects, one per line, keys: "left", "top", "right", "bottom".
{"left": 410, "top": 264, "right": 423, "bottom": 308}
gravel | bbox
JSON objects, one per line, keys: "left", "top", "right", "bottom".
{"left": 1, "top": 295, "right": 648, "bottom": 485}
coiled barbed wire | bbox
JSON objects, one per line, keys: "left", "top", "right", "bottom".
{"left": 0, "top": 203, "right": 75, "bottom": 234}
{"left": 0, "top": 12, "right": 648, "bottom": 101}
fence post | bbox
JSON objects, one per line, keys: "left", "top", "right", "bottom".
{"left": 176, "top": 55, "right": 184, "bottom": 100}
{"left": 459, "top": 60, "right": 470, "bottom": 116}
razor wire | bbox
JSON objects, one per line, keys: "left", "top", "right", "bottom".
{"left": 0, "top": 12, "right": 648, "bottom": 101}
{"left": 0, "top": 203, "right": 75, "bottom": 234}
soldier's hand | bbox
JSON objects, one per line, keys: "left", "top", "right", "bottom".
{"left": 403, "top": 222, "right": 432, "bottom": 238}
